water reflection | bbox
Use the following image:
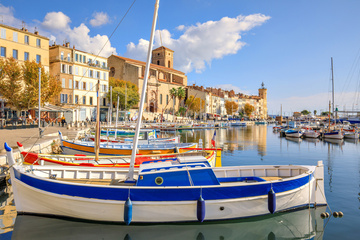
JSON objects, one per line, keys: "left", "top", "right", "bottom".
{"left": 10, "top": 207, "right": 326, "bottom": 240}
{"left": 181, "top": 126, "right": 268, "bottom": 156}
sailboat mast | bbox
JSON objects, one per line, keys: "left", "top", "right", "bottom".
{"left": 331, "top": 57, "right": 335, "bottom": 116}
{"left": 95, "top": 80, "right": 101, "bottom": 161}
{"left": 126, "top": 0, "right": 160, "bottom": 182}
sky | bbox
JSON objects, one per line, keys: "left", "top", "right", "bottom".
{"left": 1, "top": 0, "right": 360, "bottom": 116}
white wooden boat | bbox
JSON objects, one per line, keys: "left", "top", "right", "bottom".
{"left": 323, "top": 130, "right": 344, "bottom": 139}
{"left": 284, "top": 129, "right": 304, "bottom": 138}
{"left": 303, "top": 130, "right": 320, "bottom": 138}
{"left": 6, "top": 143, "right": 327, "bottom": 224}
{"left": 59, "top": 132, "right": 196, "bottom": 156}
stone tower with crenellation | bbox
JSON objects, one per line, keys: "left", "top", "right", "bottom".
{"left": 152, "top": 46, "right": 174, "bottom": 68}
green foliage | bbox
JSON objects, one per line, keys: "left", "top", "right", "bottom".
{"left": 108, "top": 77, "right": 139, "bottom": 109}
{"left": 321, "top": 111, "right": 329, "bottom": 116}
{"left": 0, "top": 58, "right": 61, "bottom": 111}
{"left": 301, "top": 110, "right": 311, "bottom": 115}
{"left": 313, "top": 110, "right": 317, "bottom": 116}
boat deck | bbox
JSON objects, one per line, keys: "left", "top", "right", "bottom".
{"left": 56, "top": 176, "right": 284, "bottom": 186}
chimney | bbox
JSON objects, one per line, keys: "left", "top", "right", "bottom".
{"left": 25, "top": 29, "right": 28, "bottom": 32}
{"left": 65, "top": 42, "right": 70, "bottom": 48}
{"left": 73, "top": 45, "right": 75, "bottom": 49}
{"left": 34, "top": 31, "right": 38, "bottom": 35}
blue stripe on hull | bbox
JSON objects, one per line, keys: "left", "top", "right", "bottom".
{"left": 14, "top": 168, "right": 312, "bottom": 202}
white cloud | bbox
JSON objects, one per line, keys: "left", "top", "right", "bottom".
{"left": 41, "top": 12, "right": 71, "bottom": 30}
{"left": 268, "top": 92, "right": 360, "bottom": 115}
{"left": 0, "top": 4, "right": 22, "bottom": 27}
{"left": 214, "top": 84, "right": 249, "bottom": 95}
{"left": 39, "top": 12, "right": 116, "bottom": 57}
{"left": 0, "top": 5, "right": 116, "bottom": 58}
{"left": 89, "top": 12, "right": 110, "bottom": 27}
{"left": 125, "top": 14, "right": 270, "bottom": 73}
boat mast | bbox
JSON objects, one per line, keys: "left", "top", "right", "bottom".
{"left": 331, "top": 57, "right": 335, "bottom": 117}
{"left": 126, "top": 0, "right": 160, "bottom": 182}
{"left": 95, "top": 80, "right": 100, "bottom": 161}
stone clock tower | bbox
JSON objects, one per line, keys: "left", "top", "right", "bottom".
{"left": 258, "top": 82, "right": 268, "bottom": 119}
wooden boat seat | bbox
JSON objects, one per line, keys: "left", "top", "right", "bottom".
{"left": 261, "top": 176, "right": 283, "bottom": 181}
{"left": 55, "top": 178, "right": 137, "bottom": 186}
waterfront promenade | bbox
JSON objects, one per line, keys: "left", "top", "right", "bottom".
{"left": 0, "top": 125, "right": 89, "bottom": 164}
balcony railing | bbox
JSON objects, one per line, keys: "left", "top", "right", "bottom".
{"left": 50, "top": 56, "right": 73, "bottom": 63}
{"left": 87, "top": 62, "right": 109, "bottom": 70}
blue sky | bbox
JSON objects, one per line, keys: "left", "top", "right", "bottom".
{"left": 1, "top": 0, "right": 360, "bottom": 115}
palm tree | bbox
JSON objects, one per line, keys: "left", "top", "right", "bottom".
{"left": 176, "top": 87, "right": 186, "bottom": 113}
{"left": 169, "top": 88, "right": 177, "bottom": 121}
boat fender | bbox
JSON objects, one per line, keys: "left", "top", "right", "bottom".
{"left": 268, "top": 188, "right": 276, "bottom": 214}
{"left": 124, "top": 197, "right": 132, "bottom": 225}
{"left": 197, "top": 196, "right": 206, "bottom": 222}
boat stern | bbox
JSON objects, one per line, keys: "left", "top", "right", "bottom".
{"left": 313, "top": 160, "right": 327, "bottom": 206}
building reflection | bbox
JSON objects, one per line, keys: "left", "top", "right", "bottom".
{"left": 181, "top": 125, "right": 267, "bottom": 157}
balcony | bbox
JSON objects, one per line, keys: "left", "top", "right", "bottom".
{"left": 50, "top": 56, "right": 73, "bottom": 63}
{"left": 87, "top": 62, "right": 109, "bottom": 70}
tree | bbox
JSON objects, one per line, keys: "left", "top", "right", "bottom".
{"left": 176, "top": 87, "right": 186, "bottom": 110}
{"left": 0, "top": 58, "right": 23, "bottom": 110}
{"left": 301, "top": 110, "right": 310, "bottom": 115}
{"left": 314, "top": 110, "right": 317, "bottom": 116}
{"left": 107, "top": 77, "right": 139, "bottom": 110}
{"left": 321, "top": 111, "right": 329, "bottom": 116}
{"left": 0, "top": 58, "right": 61, "bottom": 111}
{"left": 225, "top": 101, "right": 238, "bottom": 116}
{"left": 185, "top": 96, "right": 205, "bottom": 116}
{"left": 244, "top": 103, "right": 255, "bottom": 117}
{"left": 22, "top": 60, "right": 62, "bottom": 109}
{"left": 169, "top": 88, "right": 177, "bottom": 114}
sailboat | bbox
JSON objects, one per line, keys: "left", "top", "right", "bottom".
{"left": 5, "top": 0, "right": 327, "bottom": 224}
{"left": 323, "top": 58, "right": 344, "bottom": 140}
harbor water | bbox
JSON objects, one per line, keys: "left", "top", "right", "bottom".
{"left": 1, "top": 124, "right": 359, "bottom": 239}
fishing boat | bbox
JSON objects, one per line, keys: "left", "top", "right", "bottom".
{"left": 323, "top": 130, "right": 344, "bottom": 139}
{"left": 86, "top": 130, "right": 180, "bottom": 144}
{"left": 5, "top": 144, "right": 327, "bottom": 224}
{"left": 231, "top": 121, "right": 246, "bottom": 127}
{"left": 59, "top": 132, "right": 196, "bottom": 155}
{"left": 17, "top": 142, "right": 221, "bottom": 168}
{"left": 303, "top": 129, "right": 320, "bottom": 138}
{"left": 342, "top": 128, "right": 359, "bottom": 139}
{"left": 5, "top": 0, "right": 327, "bottom": 225}
{"left": 284, "top": 129, "right": 304, "bottom": 138}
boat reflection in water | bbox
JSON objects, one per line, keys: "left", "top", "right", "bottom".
{"left": 11, "top": 207, "right": 326, "bottom": 240}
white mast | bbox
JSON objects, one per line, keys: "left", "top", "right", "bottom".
{"left": 126, "top": 0, "right": 160, "bottom": 182}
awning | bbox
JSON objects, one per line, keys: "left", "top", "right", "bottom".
{"left": 32, "top": 104, "right": 72, "bottom": 112}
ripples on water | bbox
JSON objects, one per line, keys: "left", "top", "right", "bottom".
{"left": 1, "top": 125, "right": 359, "bottom": 239}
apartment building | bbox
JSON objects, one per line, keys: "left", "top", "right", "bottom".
{"left": 49, "top": 43, "right": 109, "bottom": 122}
{"left": 0, "top": 23, "right": 49, "bottom": 119}
{"left": 186, "top": 83, "right": 268, "bottom": 119}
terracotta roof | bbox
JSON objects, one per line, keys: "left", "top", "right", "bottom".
{"left": 111, "top": 55, "right": 184, "bottom": 75}
{"left": 153, "top": 46, "right": 174, "bottom": 52}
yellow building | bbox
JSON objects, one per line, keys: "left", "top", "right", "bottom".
{"left": 0, "top": 23, "right": 49, "bottom": 119}
{"left": 0, "top": 23, "right": 49, "bottom": 70}
{"left": 108, "top": 46, "right": 187, "bottom": 116}
{"left": 49, "top": 43, "right": 109, "bottom": 122}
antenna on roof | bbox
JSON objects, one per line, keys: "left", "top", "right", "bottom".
{"left": 22, "top": 21, "right": 26, "bottom": 29}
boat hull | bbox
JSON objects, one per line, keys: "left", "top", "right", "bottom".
{"left": 61, "top": 140, "right": 196, "bottom": 156}
{"left": 10, "top": 162, "right": 327, "bottom": 223}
